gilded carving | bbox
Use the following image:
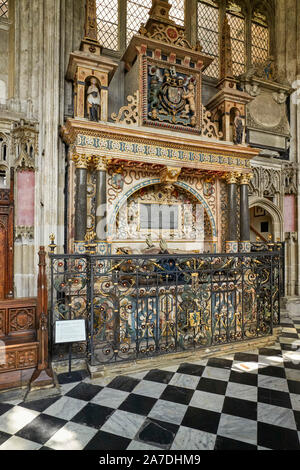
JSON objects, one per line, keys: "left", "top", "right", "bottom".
{"left": 160, "top": 166, "right": 181, "bottom": 183}
{"left": 145, "top": 61, "right": 200, "bottom": 130}
{"left": 72, "top": 154, "right": 88, "bottom": 169}
{"left": 224, "top": 172, "right": 241, "bottom": 185}
{"left": 201, "top": 106, "right": 223, "bottom": 139}
{"left": 239, "top": 173, "right": 253, "bottom": 185}
{"left": 92, "top": 155, "right": 107, "bottom": 171}
{"left": 111, "top": 92, "right": 139, "bottom": 125}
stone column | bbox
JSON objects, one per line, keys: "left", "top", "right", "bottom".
{"left": 225, "top": 172, "right": 240, "bottom": 253}
{"left": 239, "top": 173, "right": 252, "bottom": 253}
{"left": 93, "top": 156, "right": 107, "bottom": 241}
{"left": 73, "top": 155, "right": 88, "bottom": 242}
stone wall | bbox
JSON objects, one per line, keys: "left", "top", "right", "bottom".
{"left": 275, "top": 0, "right": 300, "bottom": 295}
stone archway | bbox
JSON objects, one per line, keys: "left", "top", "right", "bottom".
{"left": 108, "top": 178, "right": 217, "bottom": 239}
{"left": 249, "top": 197, "right": 284, "bottom": 241}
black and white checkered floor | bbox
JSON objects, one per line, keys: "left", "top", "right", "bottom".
{"left": 0, "top": 318, "right": 300, "bottom": 451}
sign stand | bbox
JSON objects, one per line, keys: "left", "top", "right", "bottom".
{"left": 55, "top": 319, "right": 88, "bottom": 383}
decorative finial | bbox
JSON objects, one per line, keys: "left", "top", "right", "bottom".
{"left": 49, "top": 233, "right": 57, "bottom": 253}
{"left": 219, "top": 15, "right": 234, "bottom": 80}
{"left": 80, "top": 0, "right": 102, "bottom": 55}
{"left": 84, "top": 230, "right": 97, "bottom": 253}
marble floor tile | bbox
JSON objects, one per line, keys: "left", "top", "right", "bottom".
{"left": 217, "top": 414, "right": 257, "bottom": 445}
{"left": 258, "top": 375, "right": 289, "bottom": 393}
{"left": 282, "top": 350, "right": 300, "bottom": 364}
{"left": 59, "top": 382, "right": 80, "bottom": 395}
{"left": 225, "top": 381, "right": 257, "bottom": 402}
{"left": 100, "top": 409, "right": 146, "bottom": 439}
{"left": 91, "top": 387, "right": 129, "bottom": 408}
{"left": 257, "top": 402, "right": 297, "bottom": 430}
{"left": 83, "top": 376, "right": 112, "bottom": 387}
{"left": 231, "top": 361, "right": 260, "bottom": 374}
{"left": 282, "top": 328, "right": 298, "bottom": 334}
{"left": 214, "top": 435, "right": 257, "bottom": 450}
{"left": 0, "top": 406, "right": 39, "bottom": 434}
{"left": 258, "top": 355, "right": 284, "bottom": 367}
{"left": 148, "top": 399, "right": 187, "bottom": 425}
{"left": 84, "top": 430, "right": 130, "bottom": 450}
{"left": 280, "top": 337, "right": 300, "bottom": 346}
{"left": 45, "top": 421, "right": 97, "bottom": 450}
{"left": 0, "top": 436, "right": 42, "bottom": 450}
{"left": 189, "top": 390, "right": 225, "bottom": 413}
{"left": 171, "top": 426, "right": 216, "bottom": 450}
{"left": 131, "top": 380, "right": 167, "bottom": 399}
{"left": 202, "top": 366, "right": 231, "bottom": 381}
{"left": 285, "top": 369, "right": 300, "bottom": 382}
{"left": 126, "top": 371, "right": 150, "bottom": 380}
{"left": 43, "top": 396, "right": 87, "bottom": 421}
{"left": 137, "top": 418, "right": 178, "bottom": 448}
{"left": 290, "top": 393, "right": 300, "bottom": 411}
{"left": 169, "top": 373, "right": 200, "bottom": 390}
{"left": 160, "top": 365, "right": 181, "bottom": 373}
{"left": 127, "top": 440, "right": 161, "bottom": 451}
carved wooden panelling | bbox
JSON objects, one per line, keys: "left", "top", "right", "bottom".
{"left": 17, "top": 348, "right": 37, "bottom": 369}
{"left": 0, "top": 352, "right": 17, "bottom": 371}
{"left": 8, "top": 307, "right": 35, "bottom": 333}
{"left": 0, "top": 347, "right": 38, "bottom": 373}
{"left": 0, "top": 309, "right": 5, "bottom": 336}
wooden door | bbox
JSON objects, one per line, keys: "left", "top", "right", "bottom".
{"left": 0, "top": 219, "right": 7, "bottom": 299}
{"left": 0, "top": 170, "right": 14, "bottom": 299}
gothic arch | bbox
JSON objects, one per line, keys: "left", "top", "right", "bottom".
{"left": 249, "top": 196, "right": 283, "bottom": 240}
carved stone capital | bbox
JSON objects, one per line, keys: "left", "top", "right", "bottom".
{"left": 72, "top": 154, "right": 88, "bottom": 169}
{"left": 15, "top": 226, "right": 34, "bottom": 241}
{"left": 93, "top": 155, "right": 107, "bottom": 171}
{"left": 239, "top": 173, "right": 253, "bottom": 185}
{"left": 224, "top": 172, "right": 241, "bottom": 185}
{"left": 15, "top": 150, "right": 36, "bottom": 171}
{"left": 160, "top": 166, "right": 181, "bottom": 183}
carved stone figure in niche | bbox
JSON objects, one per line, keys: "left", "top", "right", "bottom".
{"left": 86, "top": 77, "right": 101, "bottom": 121}
{"left": 233, "top": 110, "right": 244, "bottom": 144}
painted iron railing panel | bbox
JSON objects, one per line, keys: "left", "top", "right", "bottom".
{"left": 49, "top": 248, "right": 282, "bottom": 365}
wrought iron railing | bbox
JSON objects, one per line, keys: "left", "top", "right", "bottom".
{"left": 49, "top": 247, "right": 282, "bottom": 366}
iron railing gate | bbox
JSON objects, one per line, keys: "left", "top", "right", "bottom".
{"left": 49, "top": 247, "right": 282, "bottom": 365}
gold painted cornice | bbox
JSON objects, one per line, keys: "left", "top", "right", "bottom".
{"left": 61, "top": 118, "right": 260, "bottom": 162}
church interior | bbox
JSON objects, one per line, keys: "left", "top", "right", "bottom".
{"left": 0, "top": 0, "right": 300, "bottom": 452}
